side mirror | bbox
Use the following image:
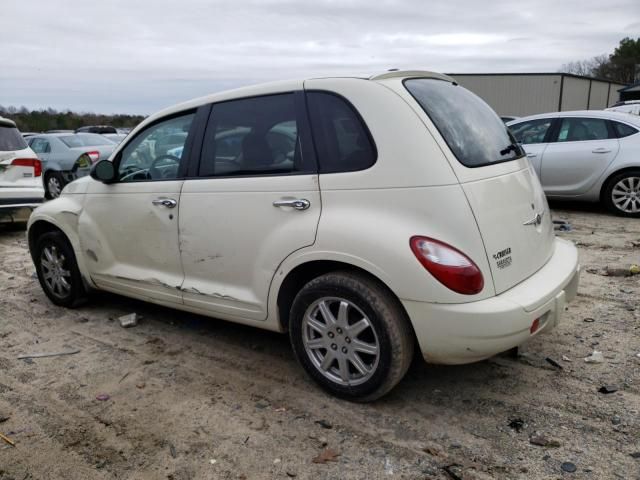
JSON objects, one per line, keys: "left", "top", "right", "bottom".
{"left": 90, "top": 160, "right": 116, "bottom": 183}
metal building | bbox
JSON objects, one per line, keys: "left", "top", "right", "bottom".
{"left": 448, "top": 73, "right": 627, "bottom": 117}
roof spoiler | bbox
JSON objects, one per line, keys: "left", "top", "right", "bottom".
{"left": 369, "top": 70, "right": 455, "bottom": 82}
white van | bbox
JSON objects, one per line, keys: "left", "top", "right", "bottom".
{"left": 27, "top": 71, "right": 580, "bottom": 400}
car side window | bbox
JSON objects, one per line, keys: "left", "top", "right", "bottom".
{"left": 612, "top": 121, "right": 638, "bottom": 138}
{"left": 509, "top": 119, "right": 552, "bottom": 145}
{"left": 30, "top": 138, "right": 51, "bottom": 154}
{"left": 117, "top": 112, "right": 194, "bottom": 182}
{"left": 556, "top": 118, "right": 610, "bottom": 142}
{"left": 306, "top": 92, "right": 376, "bottom": 173}
{"left": 199, "top": 94, "right": 305, "bottom": 177}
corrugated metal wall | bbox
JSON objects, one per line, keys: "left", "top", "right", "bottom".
{"left": 450, "top": 74, "right": 626, "bottom": 117}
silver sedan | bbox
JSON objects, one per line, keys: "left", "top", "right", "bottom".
{"left": 508, "top": 111, "right": 640, "bottom": 217}
{"left": 27, "top": 133, "right": 115, "bottom": 198}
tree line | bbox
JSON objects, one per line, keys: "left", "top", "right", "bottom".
{"left": 0, "top": 105, "right": 146, "bottom": 133}
{"left": 561, "top": 37, "right": 640, "bottom": 84}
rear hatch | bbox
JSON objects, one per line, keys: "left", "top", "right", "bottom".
{"left": 0, "top": 121, "right": 41, "bottom": 190}
{"left": 403, "top": 78, "right": 555, "bottom": 294}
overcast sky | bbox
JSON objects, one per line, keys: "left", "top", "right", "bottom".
{"left": 1, "top": 0, "right": 638, "bottom": 114}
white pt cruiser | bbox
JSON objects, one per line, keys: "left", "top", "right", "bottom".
{"left": 28, "top": 70, "right": 580, "bottom": 401}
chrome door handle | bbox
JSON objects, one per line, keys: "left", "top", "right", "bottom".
{"left": 152, "top": 198, "right": 177, "bottom": 208}
{"left": 526, "top": 153, "right": 537, "bottom": 158}
{"left": 592, "top": 148, "right": 611, "bottom": 153}
{"left": 273, "top": 198, "right": 310, "bottom": 210}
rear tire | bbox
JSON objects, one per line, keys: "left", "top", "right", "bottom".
{"left": 289, "top": 271, "right": 414, "bottom": 402}
{"left": 34, "top": 231, "right": 87, "bottom": 307}
{"left": 45, "top": 171, "right": 66, "bottom": 199}
{"left": 602, "top": 170, "right": 640, "bottom": 217}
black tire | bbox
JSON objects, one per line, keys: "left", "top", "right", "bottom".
{"left": 602, "top": 169, "right": 640, "bottom": 218}
{"left": 34, "top": 231, "right": 87, "bottom": 307}
{"left": 44, "top": 171, "right": 66, "bottom": 199}
{"left": 289, "top": 271, "right": 414, "bottom": 402}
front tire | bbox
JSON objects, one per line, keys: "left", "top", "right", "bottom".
{"left": 289, "top": 272, "right": 414, "bottom": 401}
{"left": 34, "top": 231, "right": 87, "bottom": 307}
{"left": 603, "top": 170, "right": 640, "bottom": 217}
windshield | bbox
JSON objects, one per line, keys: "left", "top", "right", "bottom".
{"left": 0, "top": 126, "right": 28, "bottom": 151}
{"left": 404, "top": 78, "right": 524, "bottom": 167}
{"left": 59, "top": 133, "right": 114, "bottom": 148}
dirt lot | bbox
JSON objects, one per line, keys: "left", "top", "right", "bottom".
{"left": 0, "top": 203, "right": 639, "bottom": 480}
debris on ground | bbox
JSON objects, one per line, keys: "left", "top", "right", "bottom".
{"left": 118, "top": 313, "right": 140, "bottom": 328}
{"left": 545, "top": 357, "right": 563, "bottom": 369}
{"left": 0, "top": 415, "right": 9, "bottom": 423}
{"left": 312, "top": 448, "right": 340, "bottom": 464}
{"left": 583, "top": 317, "right": 595, "bottom": 323}
{"left": 0, "top": 431, "right": 15, "bottom": 446}
{"left": 562, "top": 355, "right": 572, "bottom": 362}
{"left": 95, "top": 394, "right": 110, "bottom": 401}
{"left": 553, "top": 220, "right": 572, "bottom": 231}
{"left": 584, "top": 351, "right": 604, "bottom": 363}
{"left": 561, "top": 461, "right": 577, "bottom": 473}
{"left": 508, "top": 418, "right": 525, "bottom": 432}
{"left": 529, "top": 433, "right": 561, "bottom": 448}
{"left": 314, "top": 419, "right": 333, "bottom": 429}
{"left": 598, "top": 385, "right": 619, "bottom": 394}
{"left": 17, "top": 349, "right": 80, "bottom": 360}
{"left": 442, "top": 464, "right": 464, "bottom": 480}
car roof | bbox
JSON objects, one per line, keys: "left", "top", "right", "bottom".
{"left": 145, "top": 70, "right": 452, "bottom": 126}
{"left": 507, "top": 110, "right": 640, "bottom": 127}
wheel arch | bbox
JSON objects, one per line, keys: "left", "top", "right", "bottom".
{"left": 600, "top": 166, "right": 640, "bottom": 201}
{"left": 275, "top": 259, "right": 414, "bottom": 338}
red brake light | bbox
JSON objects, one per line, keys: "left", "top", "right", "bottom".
{"left": 11, "top": 158, "right": 42, "bottom": 177}
{"left": 410, "top": 236, "right": 484, "bottom": 295}
{"left": 86, "top": 151, "right": 100, "bottom": 163}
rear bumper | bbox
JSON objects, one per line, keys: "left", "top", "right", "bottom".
{"left": 0, "top": 187, "right": 45, "bottom": 223}
{"left": 403, "top": 238, "right": 580, "bottom": 364}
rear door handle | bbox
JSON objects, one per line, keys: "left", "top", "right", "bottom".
{"left": 592, "top": 148, "right": 611, "bottom": 154}
{"left": 526, "top": 153, "right": 537, "bottom": 158}
{"left": 273, "top": 198, "right": 310, "bottom": 210}
{"left": 152, "top": 198, "right": 177, "bottom": 208}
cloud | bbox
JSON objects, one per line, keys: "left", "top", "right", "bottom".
{"left": 0, "top": 0, "right": 635, "bottom": 113}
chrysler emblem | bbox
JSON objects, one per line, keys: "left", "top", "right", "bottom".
{"left": 523, "top": 211, "right": 544, "bottom": 226}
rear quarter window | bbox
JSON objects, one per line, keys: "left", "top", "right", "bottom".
{"left": 306, "top": 92, "right": 376, "bottom": 173}
{"left": 612, "top": 121, "right": 638, "bottom": 138}
{"left": 404, "top": 78, "right": 524, "bottom": 167}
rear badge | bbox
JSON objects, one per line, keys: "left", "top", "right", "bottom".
{"left": 493, "top": 247, "right": 512, "bottom": 269}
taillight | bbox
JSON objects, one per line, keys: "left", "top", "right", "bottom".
{"left": 86, "top": 151, "right": 100, "bottom": 163}
{"left": 409, "top": 236, "right": 484, "bottom": 295}
{"left": 11, "top": 158, "right": 42, "bottom": 177}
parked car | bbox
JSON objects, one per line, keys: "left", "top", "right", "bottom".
{"left": 27, "top": 133, "right": 115, "bottom": 199}
{"left": 606, "top": 100, "right": 640, "bottom": 116}
{"left": 27, "top": 71, "right": 579, "bottom": 400}
{"left": 101, "top": 133, "right": 127, "bottom": 144}
{"left": 76, "top": 125, "right": 117, "bottom": 134}
{"left": 0, "top": 117, "right": 43, "bottom": 223}
{"left": 507, "top": 111, "right": 640, "bottom": 217}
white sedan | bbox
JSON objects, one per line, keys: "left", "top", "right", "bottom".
{"left": 507, "top": 110, "right": 640, "bottom": 217}
{"left": 0, "top": 116, "right": 43, "bottom": 223}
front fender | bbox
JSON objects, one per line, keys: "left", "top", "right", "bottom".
{"left": 27, "top": 195, "right": 95, "bottom": 289}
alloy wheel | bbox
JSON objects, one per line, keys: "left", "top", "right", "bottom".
{"left": 40, "top": 244, "right": 72, "bottom": 299}
{"left": 611, "top": 176, "right": 640, "bottom": 214}
{"left": 302, "top": 297, "right": 380, "bottom": 386}
{"left": 47, "top": 176, "right": 62, "bottom": 198}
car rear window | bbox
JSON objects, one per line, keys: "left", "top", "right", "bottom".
{"left": 404, "top": 78, "right": 524, "bottom": 167}
{"left": 0, "top": 125, "right": 28, "bottom": 151}
{"left": 59, "top": 134, "right": 114, "bottom": 147}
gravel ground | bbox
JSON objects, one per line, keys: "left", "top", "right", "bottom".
{"left": 0, "top": 203, "right": 639, "bottom": 480}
